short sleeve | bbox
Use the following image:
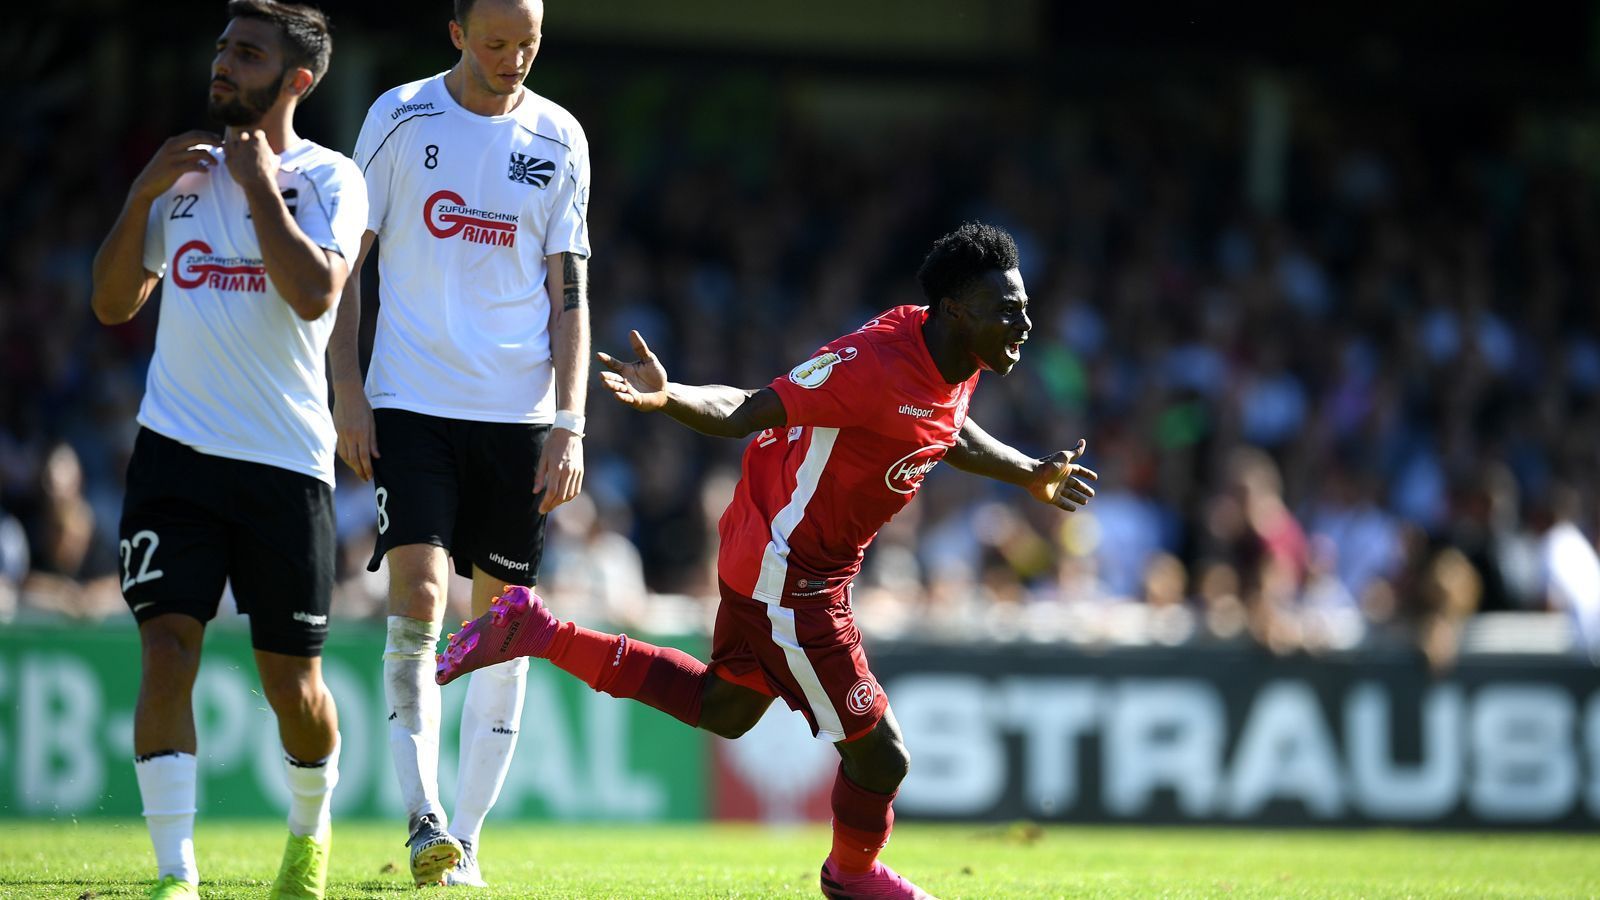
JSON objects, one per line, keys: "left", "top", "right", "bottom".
{"left": 767, "top": 339, "right": 877, "bottom": 429}
{"left": 543, "top": 125, "right": 591, "bottom": 258}
{"left": 351, "top": 102, "right": 391, "bottom": 234}
{"left": 297, "top": 156, "right": 369, "bottom": 263}
{"left": 142, "top": 195, "right": 167, "bottom": 277}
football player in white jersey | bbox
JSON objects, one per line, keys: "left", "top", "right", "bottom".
{"left": 89, "top": 2, "right": 364, "bottom": 898}
{"left": 330, "top": 0, "right": 590, "bottom": 886}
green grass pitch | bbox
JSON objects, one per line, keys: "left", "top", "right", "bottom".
{"left": 1, "top": 819, "right": 1597, "bottom": 898}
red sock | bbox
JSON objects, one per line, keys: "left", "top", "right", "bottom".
{"left": 546, "top": 622, "right": 707, "bottom": 727}
{"left": 829, "top": 765, "right": 895, "bottom": 874}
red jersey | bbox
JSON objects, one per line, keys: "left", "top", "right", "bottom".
{"left": 717, "top": 306, "right": 980, "bottom": 606}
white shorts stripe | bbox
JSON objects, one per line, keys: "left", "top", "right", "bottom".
{"left": 765, "top": 604, "right": 847, "bottom": 742}
{"left": 753, "top": 427, "right": 839, "bottom": 603}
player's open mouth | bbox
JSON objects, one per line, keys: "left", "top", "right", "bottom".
{"left": 1005, "top": 339, "right": 1025, "bottom": 360}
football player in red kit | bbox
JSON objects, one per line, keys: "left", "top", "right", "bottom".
{"left": 437, "top": 222, "right": 1096, "bottom": 898}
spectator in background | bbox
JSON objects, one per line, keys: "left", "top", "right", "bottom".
{"left": 18, "top": 441, "right": 121, "bottom": 618}
{"left": 28, "top": 442, "right": 98, "bottom": 577}
{"left": 0, "top": 484, "right": 27, "bottom": 622}
{"left": 1537, "top": 483, "right": 1600, "bottom": 662}
{"left": 1204, "top": 446, "right": 1309, "bottom": 655}
{"left": 541, "top": 492, "right": 649, "bottom": 631}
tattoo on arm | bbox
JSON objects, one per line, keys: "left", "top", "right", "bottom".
{"left": 562, "top": 253, "right": 584, "bottom": 312}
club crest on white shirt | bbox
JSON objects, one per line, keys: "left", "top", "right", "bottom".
{"left": 508, "top": 152, "right": 555, "bottom": 188}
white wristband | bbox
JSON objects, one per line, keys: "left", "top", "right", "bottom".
{"left": 553, "top": 410, "right": 586, "bottom": 437}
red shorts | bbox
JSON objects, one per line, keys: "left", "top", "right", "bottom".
{"left": 708, "top": 580, "right": 888, "bottom": 742}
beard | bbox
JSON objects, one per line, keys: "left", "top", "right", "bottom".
{"left": 208, "top": 69, "right": 285, "bottom": 127}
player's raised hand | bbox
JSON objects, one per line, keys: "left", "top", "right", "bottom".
{"left": 224, "top": 129, "right": 279, "bottom": 192}
{"left": 596, "top": 330, "right": 669, "bottom": 412}
{"left": 1026, "top": 439, "right": 1099, "bottom": 512}
{"left": 130, "top": 130, "right": 221, "bottom": 203}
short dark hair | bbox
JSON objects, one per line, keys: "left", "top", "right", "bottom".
{"left": 226, "top": 0, "right": 332, "bottom": 99}
{"left": 455, "top": 0, "right": 538, "bottom": 29}
{"left": 916, "top": 222, "right": 1021, "bottom": 307}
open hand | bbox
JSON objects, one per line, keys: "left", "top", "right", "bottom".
{"left": 596, "top": 330, "right": 669, "bottom": 412}
{"left": 1027, "top": 439, "right": 1099, "bottom": 511}
{"left": 131, "top": 130, "right": 221, "bottom": 203}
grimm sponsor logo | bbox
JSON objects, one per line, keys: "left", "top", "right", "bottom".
{"left": 171, "top": 240, "right": 266, "bottom": 291}
{"left": 390, "top": 101, "right": 435, "bottom": 119}
{"left": 884, "top": 445, "right": 943, "bottom": 495}
{"left": 846, "top": 679, "right": 877, "bottom": 715}
{"left": 898, "top": 403, "right": 933, "bottom": 418}
{"left": 423, "top": 189, "right": 518, "bottom": 247}
{"left": 787, "top": 345, "right": 858, "bottom": 389}
{"left": 292, "top": 610, "right": 328, "bottom": 627}
{"left": 489, "top": 551, "right": 530, "bottom": 572}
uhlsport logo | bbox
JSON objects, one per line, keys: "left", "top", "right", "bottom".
{"left": 390, "top": 101, "right": 435, "bottom": 119}
{"left": 884, "top": 445, "right": 943, "bottom": 495}
{"left": 846, "top": 678, "right": 877, "bottom": 715}
{"left": 788, "top": 345, "right": 858, "bottom": 389}
{"left": 898, "top": 403, "right": 933, "bottom": 418}
{"left": 508, "top": 152, "right": 555, "bottom": 187}
{"left": 423, "top": 190, "right": 518, "bottom": 247}
{"left": 489, "top": 551, "right": 530, "bottom": 572}
{"left": 171, "top": 240, "right": 266, "bottom": 291}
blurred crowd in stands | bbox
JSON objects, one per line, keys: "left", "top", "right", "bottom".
{"left": 4, "top": 32, "right": 1599, "bottom": 671}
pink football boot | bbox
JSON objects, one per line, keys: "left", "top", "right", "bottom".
{"left": 820, "top": 858, "right": 935, "bottom": 899}
{"left": 435, "top": 586, "right": 560, "bottom": 685}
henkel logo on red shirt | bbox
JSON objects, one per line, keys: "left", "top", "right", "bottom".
{"left": 884, "top": 445, "right": 943, "bottom": 495}
{"left": 171, "top": 240, "right": 266, "bottom": 291}
{"left": 423, "top": 189, "right": 517, "bottom": 247}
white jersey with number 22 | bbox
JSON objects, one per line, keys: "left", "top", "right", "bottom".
{"left": 140, "top": 139, "right": 366, "bottom": 485}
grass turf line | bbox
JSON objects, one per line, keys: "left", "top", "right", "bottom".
{"left": 0, "top": 820, "right": 1597, "bottom": 898}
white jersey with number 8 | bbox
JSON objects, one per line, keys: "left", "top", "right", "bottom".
{"left": 353, "top": 73, "right": 591, "bottom": 424}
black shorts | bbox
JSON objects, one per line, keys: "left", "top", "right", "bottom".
{"left": 366, "top": 408, "right": 550, "bottom": 586}
{"left": 120, "top": 428, "right": 335, "bottom": 656}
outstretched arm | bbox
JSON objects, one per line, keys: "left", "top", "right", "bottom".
{"left": 946, "top": 418, "right": 1099, "bottom": 511}
{"left": 597, "top": 330, "right": 787, "bottom": 438}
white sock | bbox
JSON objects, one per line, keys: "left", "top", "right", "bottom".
{"left": 457, "top": 695, "right": 482, "bottom": 796}
{"left": 385, "top": 615, "right": 444, "bottom": 822}
{"left": 450, "top": 657, "right": 528, "bottom": 848}
{"left": 134, "top": 752, "right": 199, "bottom": 885}
{"left": 284, "top": 739, "right": 340, "bottom": 839}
